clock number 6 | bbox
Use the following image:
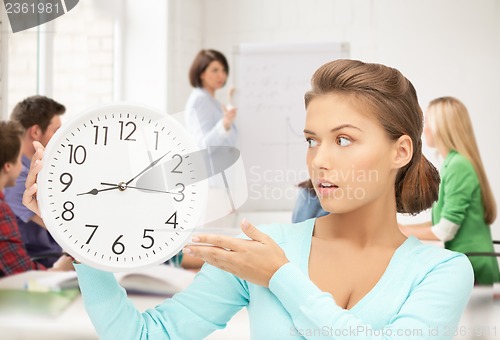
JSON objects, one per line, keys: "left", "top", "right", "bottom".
{"left": 112, "top": 235, "right": 125, "bottom": 255}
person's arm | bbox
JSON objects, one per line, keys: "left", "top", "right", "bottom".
{"left": 399, "top": 221, "right": 439, "bottom": 240}
{"left": 4, "top": 173, "right": 46, "bottom": 229}
{"left": 30, "top": 214, "right": 46, "bottom": 228}
{"left": 402, "top": 158, "right": 478, "bottom": 243}
{"left": 268, "top": 255, "right": 473, "bottom": 339}
{"left": 400, "top": 219, "right": 460, "bottom": 242}
{"left": 439, "top": 159, "right": 478, "bottom": 228}
{"left": 75, "top": 262, "right": 248, "bottom": 339}
{"left": 186, "top": 94, "right": 238, "bottom": 148}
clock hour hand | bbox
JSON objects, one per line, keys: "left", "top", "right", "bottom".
{"left": 125, "top": 150, "right": 171, "bottom": 185}
{"left": 77, "top": 186, "right": 119, "bottom": 196}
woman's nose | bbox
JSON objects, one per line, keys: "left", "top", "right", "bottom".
{"left": 311, "top": 144, "right": 331, "bottom": 170}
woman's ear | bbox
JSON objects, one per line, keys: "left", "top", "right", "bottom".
{"left": 392, "top": 135, "right": 413, "bottom": 169}
{"left": 2, "top": 161, "right": 12, "bottom": 174}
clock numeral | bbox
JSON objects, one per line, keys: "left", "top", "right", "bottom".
{"left": 174, "top": 183, "right": 185, "bottom": 202}
{"left": 171, "top": 154, "right": 183, "bottom": 173}
{"left": 119, "top": 121, "right": 137, "bottom": 141}
{"left": 68, "top": 144, "right": 87, "bottom": 165}
{"left": 62, "top": 201, "right": 75, "bottom": 221}
{"left": 112, "top": 235, "right": 125, "bottom": 255}
{"left": 85, "top": 224, "right": 99, "bottom": 244}
{"left": 154, "top": 131, "right": 159, "bottom": 150}
{"left": 141, "top": 229, "right": 155, "bottom": 249}
{"left": 93, "top": 125, "right": 109, "bottom": 145}
{"left": 60, "top": 172, "right": 73, "bottom": 192}
{"left": 165, "top": 211, "right": 178, "bottom": 229}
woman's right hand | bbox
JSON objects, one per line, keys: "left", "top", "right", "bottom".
{"left": 22, "top": 141, "right": 45, "bottom": 217}
{"left": 222, "top": 106, "right": 237, "bottom": 130}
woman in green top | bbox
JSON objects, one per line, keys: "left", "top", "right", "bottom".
{"left": 401, "top": 96, "right": 499, "bottom": 285}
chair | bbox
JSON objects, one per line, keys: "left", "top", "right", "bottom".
{"left": 465, "top": 241, "right": 500, "bottom": 257}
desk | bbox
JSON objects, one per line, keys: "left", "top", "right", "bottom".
{"left": 1, "top": 272, "right": 498, "bottom": 340}
{"left": 454, "top": 285, "right": 500, "bottom": 340}
{"left": 0, "top": 271, "right": 250, "bottom": 340}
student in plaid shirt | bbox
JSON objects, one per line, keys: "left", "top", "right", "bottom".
{"left": 0, "top": 120, "right": 72, "bottom": 277}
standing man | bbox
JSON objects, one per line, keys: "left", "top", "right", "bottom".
{"left": 5, "top": 95, "right": 65, "bottom": 267}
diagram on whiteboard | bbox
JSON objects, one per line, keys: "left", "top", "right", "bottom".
{"left": 232, "top": 42, "right": 350, "bottom": 211}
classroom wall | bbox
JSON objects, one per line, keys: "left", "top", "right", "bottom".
{"left": 168, "top": 0, "right": 500, "bottom": 238}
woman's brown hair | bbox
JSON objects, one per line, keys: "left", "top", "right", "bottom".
{"left": 304, "top": 59, "right": 440, "bottom": 214}
{"left": 188, "top": 49, "right": 229, "bottom": 88}
{"left": 0, "top": 120, "right": 24, "bottom": 169}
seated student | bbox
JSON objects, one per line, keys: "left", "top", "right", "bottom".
{"left": 0, "top": 121, "right": 72, "bottom": 277}
{"left": 400, "top": 96, "right": 500, "bottom": 285}
{"left": 292, "top": 179, "right": 329, "bottom": 223}
{"left": 5, "top": 95, "right": 65, "bottom": 267}
{"left": 24, "top": 60, "right": 473, "bottom": 339}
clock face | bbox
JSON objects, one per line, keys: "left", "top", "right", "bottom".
{"left": 37, "top": 104, "right": 208, "bottom": 271}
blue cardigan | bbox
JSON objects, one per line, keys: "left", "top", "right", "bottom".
{"left": 75, "top": 218, "right": 473, "bottom": 339}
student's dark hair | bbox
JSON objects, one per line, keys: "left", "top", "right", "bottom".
{"left": 304, "top": 59, "right": 440, "bottom": 214}
{"left": 11, "top": 95, "right": 65, "bottom": 133}
{"left": 188, "top": 49, "right": 229, "bottom": 88}
{"left": 0, "top": 120, "right": 24, "bottom": 169}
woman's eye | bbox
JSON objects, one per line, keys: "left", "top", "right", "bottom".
{"left": 306, "top": 138, "right": 318, "bottom": 148}
{"left": 336, "top": 136, "right": 352, "bottom": 147}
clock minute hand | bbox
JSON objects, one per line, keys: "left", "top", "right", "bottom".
{"left": 99, "top": 183, "right": 181, "bottom": 196}
{"left": 125, "top": 151, "right": 171, "bottom": 185}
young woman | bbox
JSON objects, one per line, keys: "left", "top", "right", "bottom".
{"left": 185, "top": 49, "right": 238, "bottom": 150}
{"left": 400, "top": 97, "right": 499, "bottom": 285}
{"left": 24, "top": 60, "right": 473, "bottom": 339}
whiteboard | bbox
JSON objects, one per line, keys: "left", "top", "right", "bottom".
{"left": 232, "top": 42, "right": 350, "bottom": 211}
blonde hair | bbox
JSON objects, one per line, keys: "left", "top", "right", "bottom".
{"left": 426, "top": 96, "right": 496, "bottom": 224}
{"left": 305, "top": 59, "right": 440, "bottom": 215}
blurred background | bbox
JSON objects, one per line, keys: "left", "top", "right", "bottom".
{"left": 1, "top": 0, "right": 499, "bottom": 238}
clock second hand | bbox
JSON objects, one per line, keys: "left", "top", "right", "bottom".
{"left": 100, "top": 182, "right": 182, "bottom": 196}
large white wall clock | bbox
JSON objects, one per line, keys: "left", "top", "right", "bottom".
{"left": 37, "top": 104, "right": 209, "bottom": 271}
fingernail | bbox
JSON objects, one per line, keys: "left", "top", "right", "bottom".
{"left": 241, "top": 218, "right": 249, "bottom": 228}
{"left": 192, "top": 236, "right": 200, "bottom": 242}
{"left": 35, "top": 159, "right": 40, "bottom": 165}
{"left": 183, "top": 247, "right": 192, "bottom": 254}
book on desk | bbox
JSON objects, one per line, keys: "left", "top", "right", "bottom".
{"left": 0, "top": 264, "right": 196, "bottom": 317}
{"left": 27, "top": 264, "right": 196, "bottom": 297}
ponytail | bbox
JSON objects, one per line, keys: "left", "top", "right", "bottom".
{"left": 396, "top": 152, "right": 440, "bottom": 214}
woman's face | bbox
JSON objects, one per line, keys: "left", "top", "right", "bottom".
{"left": 200, "top": 60, "right": 227, "bottom": 93}
{"left": 304, "top": 94, "right": 399, "bottom": 214}
{"left": 6, "top": 149, "right": 23, "bottom": 187}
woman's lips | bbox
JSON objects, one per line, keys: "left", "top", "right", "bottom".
{"left": 316, "top": 181, "right": 339, "bottom": 196}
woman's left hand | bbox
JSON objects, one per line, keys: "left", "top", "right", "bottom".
{"left": 183, "top": 219, "right": 289, "bottom": 287}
